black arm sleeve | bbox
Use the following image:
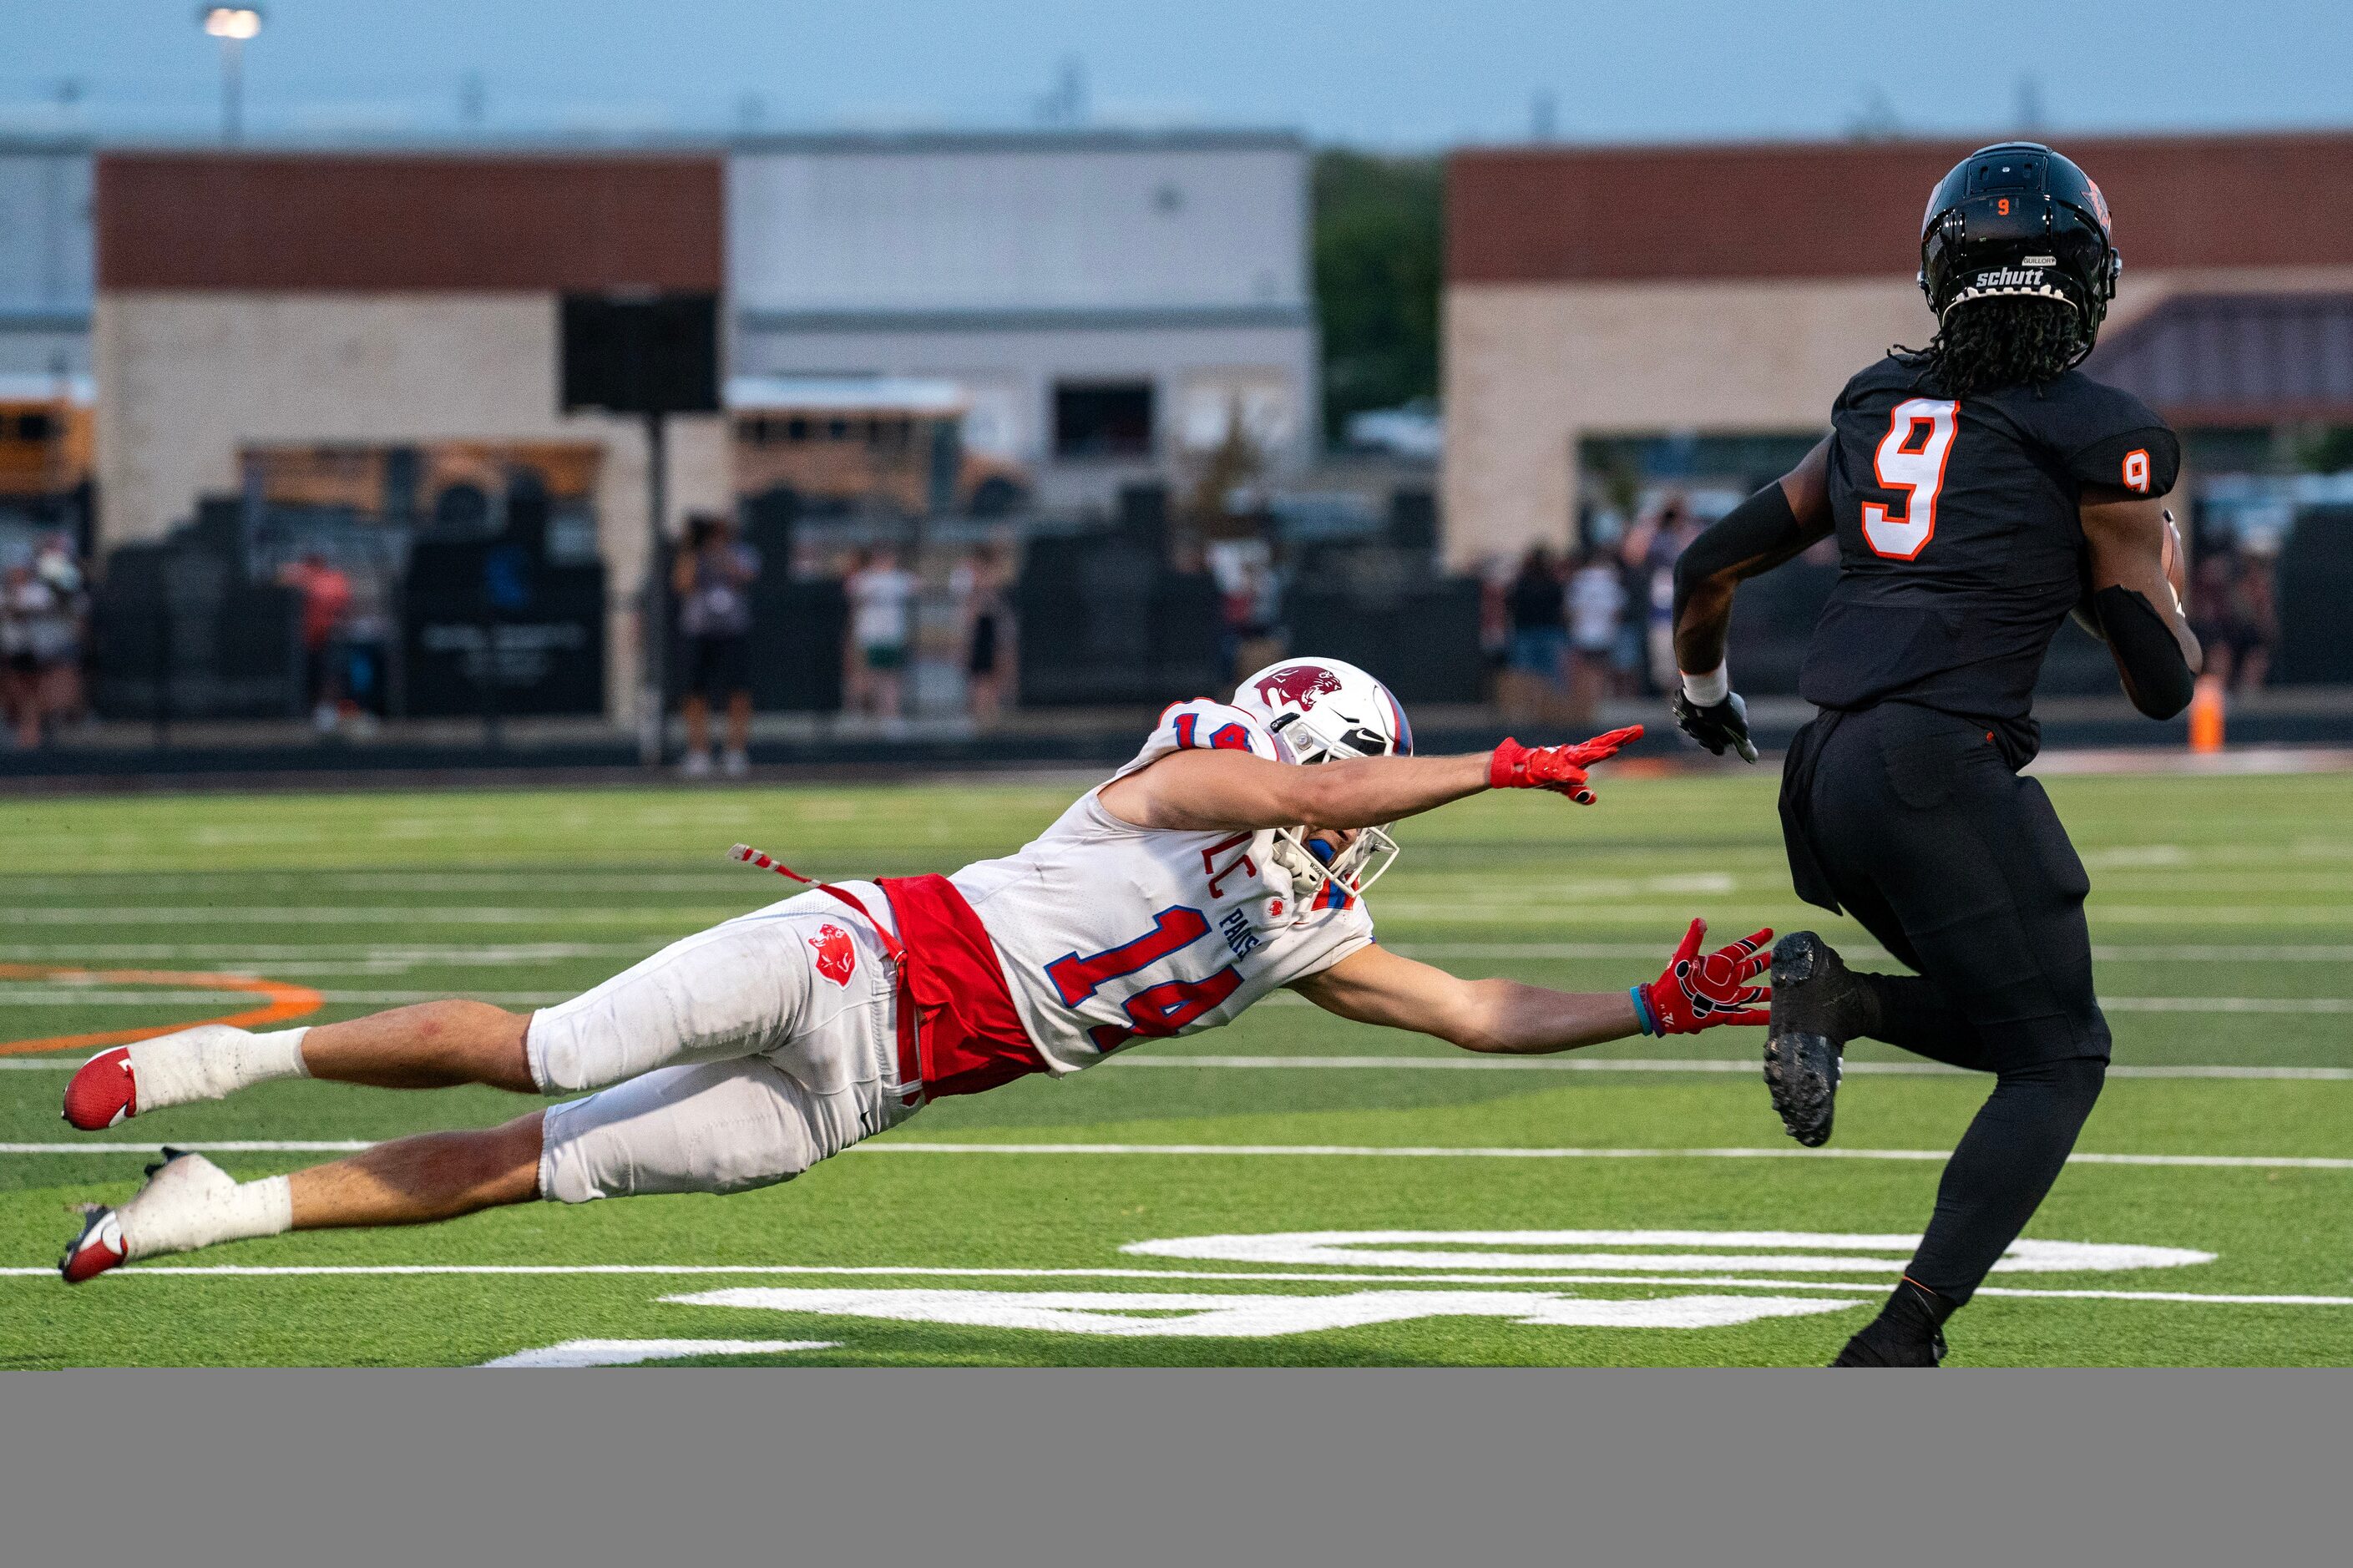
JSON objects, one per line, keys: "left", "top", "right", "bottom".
{"left": 1670, "top": 479, "right": 1806, "bottom": 630}
{"left": 2090, "top": 584, "right": 2197, "bottom": 721}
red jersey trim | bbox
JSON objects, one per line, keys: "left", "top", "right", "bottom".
{"left": 878, "top": 874, "right": 1049, "bottom": 1098}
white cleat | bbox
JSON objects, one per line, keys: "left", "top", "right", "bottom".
{"left": 59, "top": 1205, "right": 126, "bottom": 1284}
{"left": 59, "top": 1148, "right": 249, "bottom": 1285}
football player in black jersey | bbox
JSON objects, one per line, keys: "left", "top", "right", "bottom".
{"left": 1669, "top": 144, "right": 2200, "bottom": 1366}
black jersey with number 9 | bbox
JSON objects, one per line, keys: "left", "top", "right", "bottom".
{"left": 1801, "top": 354, "right": 2180, "bottom": 753}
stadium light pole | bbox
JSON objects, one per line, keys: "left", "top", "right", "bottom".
{"left": 200, "top": 7, "right": 264, "bottom": 144}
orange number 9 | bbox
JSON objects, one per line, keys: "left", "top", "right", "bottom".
{"left": 1997, "top": 197, "right": 2011, "bottom": 215}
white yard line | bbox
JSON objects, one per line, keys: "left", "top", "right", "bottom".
{"left": 7, "top": 1139, "right": 2350, "bottom": 1169}
{"left": 0, "top": 908, "right": 741, "bottom": 926}
{"left": 10, "top": 940, "right": 2348, "bottom": 965}
{"left": 2103, "top": 997, "right": 2353, "bottom": 1014}
{"left": 18, "top": 903, "right": 2353, "bottom": 927}
{"left": 1405, "top": 943, "right": 2353, "bottom": 964}
{"left": 1108, "top": 1055, "right": 2353, "bottom": 1081}
{"left": 0, "top": 989, "right": 572, "bottom": 1006}
{"left": 0, "top": 1141, "right": 372, "bottom": 1152}
{"left": 847, "top": 1142, "right": 2353, "bottom": 1171}
{"left": 481, "top": 1338, "right": 840, "bottom": 1367}
{"left": 8, "top": 987, "right": 2342, "bottom": 1014}
{"left": 0, "top": 1260, "right": 2344, "bottom": 1308}
{"left": 0, "top": 944, "right": 654, "bottom": 963}
{"left": 5, "top": 1055, "right": 2346, "bottom": 1080}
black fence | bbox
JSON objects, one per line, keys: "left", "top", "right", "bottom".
{"left": 401, "top": 539, "right": 607, "bottom": 718}
{"left": 90, "top": 544, "right": 306, "bottom": 721}
{"left": 2277, "top": 506, "right": 2353, "bottom": 685}
{"left": 1015, "top": 534, "right": 1225, "bottom": 706}
{"left": 68, "top": 495, "right": 2353, "bottom": 738}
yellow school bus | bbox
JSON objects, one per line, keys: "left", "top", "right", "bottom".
{"left": 0, "top": 376, "right": 94, "bottom": 504}
{"left": 728, "top": 377, "right": 1030, "bottom": 518}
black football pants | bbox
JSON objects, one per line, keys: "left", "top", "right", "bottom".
{"left": 1781, "top": 701, "right": 2109, "bottom": 1306}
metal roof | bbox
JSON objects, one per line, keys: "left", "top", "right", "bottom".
{"left": 2088, "top": 293, "right": 2353, "bottom": 424}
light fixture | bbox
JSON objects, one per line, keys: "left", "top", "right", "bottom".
{"left": 201, "top": 7, "right": 263, "bottom": 40}
{"left": 198, "top": 8, "right": 264, "bottom": 144}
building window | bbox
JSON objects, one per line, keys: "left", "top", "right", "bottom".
{"left": 1054, "top": 382, "right": 1154, "bottom": 460}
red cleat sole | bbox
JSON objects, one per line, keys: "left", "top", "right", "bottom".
{"left": 63, "top": 1046, "right": 137, "bottom": 1131}
{"left": 59, "top": 1208, "right": 126, "bottom": 1284}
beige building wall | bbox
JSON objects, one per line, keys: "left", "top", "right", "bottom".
{"left": 1440, "top": 266, "right": 2353, "bottom": 570}
{"left": 93, "top": 291, "right": 727, "bottom": 721}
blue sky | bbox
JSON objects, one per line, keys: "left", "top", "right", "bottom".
{"left": 3, "top": 0, "right": 2346, "bottom": 148}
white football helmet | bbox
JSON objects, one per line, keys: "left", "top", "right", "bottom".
{"left": 1231, "top": 656, "right": 1414, "bottom": 899}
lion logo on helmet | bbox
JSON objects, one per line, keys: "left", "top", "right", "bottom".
{"left": 1255, "top": 665, "right": 1343, "bottom": 711}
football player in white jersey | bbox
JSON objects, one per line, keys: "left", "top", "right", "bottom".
{"left": 58, "top": 658, "right": 1773, "bottom": 1282}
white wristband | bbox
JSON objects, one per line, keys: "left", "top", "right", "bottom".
{"left": 1681, "top": 665, "right": 1730, "bottom": 706}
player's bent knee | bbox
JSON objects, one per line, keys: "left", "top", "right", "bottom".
{"left": 2046, "top": 1054, "right": 2107, "bottom": 1111}
{"left": 1996, "top": 1053, "right": 2107, "bottom": 1119}
{"left": 523, "top": 924, "right": 802, "bottom": 1095}
{"left": 536, "top": 1060, "right": 837, "bottom": 1205}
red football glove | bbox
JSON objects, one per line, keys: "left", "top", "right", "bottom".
{"left": 1632, "top": 919, "right": 1773, "bottom": 1034}
{"left": 1488, "top": 726, "right": 1644, "bottom": 805}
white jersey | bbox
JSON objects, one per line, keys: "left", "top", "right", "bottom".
{"left": 950, "top": 700, "right": 1376, "bottom": 1074}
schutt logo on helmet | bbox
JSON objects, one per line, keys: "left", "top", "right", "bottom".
{"left": 1255, "top": 665, "right": 1344, "bottom": 711}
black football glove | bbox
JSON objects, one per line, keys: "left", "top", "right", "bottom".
{"left": 1672, "top": 690, "right": 1759, "bottom": 764}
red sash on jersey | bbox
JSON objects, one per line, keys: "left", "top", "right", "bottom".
{"left": 878, "top": 874, "right": 1049, "bottom": 1100}
{"left": 729, "top": 848, "right": 1045, "bottom": 1103}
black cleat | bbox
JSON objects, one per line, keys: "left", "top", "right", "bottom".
{"left": 1829, "top": 1321, "right": 1947, "bottom": 1367}
{"left": 1764, "top": 932, "right": 1871, "bottom": 1147}
{"left": 1830, "top": 1282, "right": 1951, "bottom": 1366}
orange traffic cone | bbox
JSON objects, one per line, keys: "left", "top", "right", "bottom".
{"left": 2188, "top": 674, "right": 2226, "bottom": 754}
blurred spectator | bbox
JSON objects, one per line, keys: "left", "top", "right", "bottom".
{"left": 1641, "top": 497, "right": 1703, "bottom": 694}
{"left": 3, "top": 536, "right": 87, "bottom": 748}
{"left": 1502, "top": 544, "right": 1567, "bottom": 721}
{"left": 952, "top": 543, "right": 1015, "bottom": 725}
{"left": 674, "top": 512, "right": 762, "bottom": 777}
{"left": 844, "top": 545, "right": 918, "bottom": 721}
{"left": 1478, "top": 555, "right": 1513, "bottom": 674}
{"left": 1567, "top": 549, "right": 1627, "bottom": 722}
{"left": 276, "top": 550, "right": 353, "bottom": 733}
{"left": 2190, "top": 540, "right": 2278, "bottom": 693}
{"left": 1207, "top": 537, "right": 1283, "bottom": 685}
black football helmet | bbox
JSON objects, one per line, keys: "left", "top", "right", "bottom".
{"left": 1918, "top": 142, "right": 2121, "bottom": 352}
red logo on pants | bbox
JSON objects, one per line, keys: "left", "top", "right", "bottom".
{"left": 811, "top": 923, "right": 856, "bottom": 987}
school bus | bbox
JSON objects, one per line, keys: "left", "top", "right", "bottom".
{"left": 237, "top": 442, "right": 604, "bottom": 524}
{"left": 0, "top": 376, "right": 94, "bottom": 506}
{"left": 728, "top": 377, "right": 1030, "bottom": 519}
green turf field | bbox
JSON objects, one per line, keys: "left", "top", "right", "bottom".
{"left": 4, "top": 768, "right": 2350, "bottom": 1367}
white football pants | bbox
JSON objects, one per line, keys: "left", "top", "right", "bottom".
{"left": 526, "top": 884, "right": 919, "bottom": 1204}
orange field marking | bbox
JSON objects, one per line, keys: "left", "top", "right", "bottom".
{"left": 0, "top": 963, "right": 323, "bottom": 1057}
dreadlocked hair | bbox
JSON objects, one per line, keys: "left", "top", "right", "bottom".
{"left": 1893, "top": 296, "right": 2088, "bottom": 397}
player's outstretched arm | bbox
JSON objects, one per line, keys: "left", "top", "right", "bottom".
{"left": 1097, "top": 727, "right": 1643, "bottom": 832}
{"left": 1668, "top": 438, "right": 1836, "bottom": 762}
{"left": 2079, "top": 487, "right": 2200, "bottom": 720}
{"left": 1288, "top": 921, "right": 1771, "bottom": 1055}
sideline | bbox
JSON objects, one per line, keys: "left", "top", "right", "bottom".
{"left": 1, "top": 1260, "right": 2345, "bottom": 1309}
{"left": 1105, "top": 1055, "right": 2353, "bottom": 1081}
{"left": 7, "top": 1138, "right": 2351, "bottom": 1169}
